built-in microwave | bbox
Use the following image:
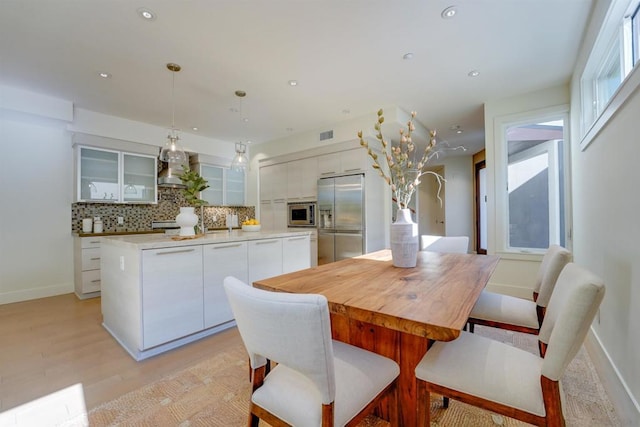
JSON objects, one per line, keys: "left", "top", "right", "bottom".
{"left": 288, "top": 202, "right": 316, "bottom": 227}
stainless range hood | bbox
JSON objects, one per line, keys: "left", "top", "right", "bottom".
{"left": 157, "top": 150, "right": 196, "bottom": 188}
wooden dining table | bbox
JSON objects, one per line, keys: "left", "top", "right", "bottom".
{"left": 253, "top": 249, "right": 500, "bottom": 426}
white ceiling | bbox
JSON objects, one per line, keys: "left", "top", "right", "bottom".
{"left": 0, "top": 1, "right": 593, "bottom": 156}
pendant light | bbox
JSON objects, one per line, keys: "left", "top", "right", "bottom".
{"left": 230, "top": 90, "right": 250, "bottom": 172}
{"left": 159, "top": 63, "right": 187, "bottom": 165}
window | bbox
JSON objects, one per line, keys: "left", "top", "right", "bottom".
{"left": 580, "top": 0, "right": 640, "bottom": 146}
{"left": 506, "top": 122, "right": 565, "bottom": 250}
{"left": 494, "top": 109, "right": 569, "bottom": 254}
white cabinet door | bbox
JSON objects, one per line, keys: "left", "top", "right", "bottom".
{"left": 226, "top": 168, "right": 245, "bottom": 205}
{"left": 260, "top": 163, "right": 287, "bottom": 202}
{"left": 248, "top": 239, "right": 283, "bottom": 284}
{"left": 78, "top": 146, "right": 119, "bottom": 202}
{"left": 287, "top": 158, "right": 318, "bottom": 200}
{"left": 273, "top": 199, "right": 288, "bottom": 230}
{"left": 341, "top": 149, "right": 368, "bottom": 174}
{"left": 141, "top": 246, "right": 204, "bottom": 349}
{"left": 282, "top": 235, "right": 311, "bottom": 274}
{"left": 200, "top": 164, "right": 224, "bottom": 205}
{"left": 122, "top": 152, "right": 157, "bottom": 203}
{"left": 317, "top": 152, "right": 341, "bottom": 177}
{"left": 203, "top": 241, "right": 248, "bottom": 328}
{"left": 260, "top": 201, "right": 274, "bottom": 230}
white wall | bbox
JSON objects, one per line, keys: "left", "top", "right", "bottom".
{"left": 442, "top": 156, "right": 474, "bottom": 247}
{"left": 483, "top": 85, "right": 570, "bottom": 298}
{"left": 568, "top": 0, "right": 640, "bottom": 421}
{"left": 0, "top": 92, "right": 75, "bottom": 303}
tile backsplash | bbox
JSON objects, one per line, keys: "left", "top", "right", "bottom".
{"left": 71, "top": 187, "right": 255, "bottom": 233}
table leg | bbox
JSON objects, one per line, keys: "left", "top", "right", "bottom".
{"left": 330, "top": 314, "right": 429, "bottom": 427}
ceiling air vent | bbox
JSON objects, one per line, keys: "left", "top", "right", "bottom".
{"left": 319, "top": 130, "right": 334, "bottom": 141}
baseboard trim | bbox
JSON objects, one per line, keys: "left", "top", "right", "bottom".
{"left": 585, "top": 328, "right": 640, "bottom": 426}
{"left": 0, "top": 283, "right": 73, "bottom": 305}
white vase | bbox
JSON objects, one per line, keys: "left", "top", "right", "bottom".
{"left": 390, "top": 208, "right": 419, "bottom": 268}
{"left": 176, "top": 207, "right": 198, "bottom": 237}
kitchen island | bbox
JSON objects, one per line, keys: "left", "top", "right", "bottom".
{"left": 101, "top": 229, "right": 311, "bottom": 361}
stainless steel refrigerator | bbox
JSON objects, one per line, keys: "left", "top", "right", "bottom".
{"left": 317, "top": 174, "right": 365, "bottom": 264}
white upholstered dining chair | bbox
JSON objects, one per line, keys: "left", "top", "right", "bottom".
{"left": 223, "top": 276, "right": 400, "bottom": 427}
{"left": 467, "top": 244, "right": 572, "bottom": 344}
{"left": 420, "top": 235, "right": 469, "bottom": 253}
{"left": 414, "top": 263, "right": 605, "bottom": 427}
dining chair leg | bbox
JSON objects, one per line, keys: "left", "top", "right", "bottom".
{"left": 443, "top": 396, "right": 449, "bottom": 408}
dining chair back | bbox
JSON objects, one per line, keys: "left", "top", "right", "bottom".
{"left": 223, "top": 276, "right": 399, "bottom": 427}
{"left": 420, "top": 235, "right": 469, "bottom": 253}
{"left": 467, "top": 244, "right": 572, "bottom": 338}
{"left": 414, "top": 263, "right": 605, "bottom": 427}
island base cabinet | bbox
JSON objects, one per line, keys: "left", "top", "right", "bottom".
{"left": 248, "top": 239, "right": 283, "bottom": 283}
{"left": 203, "top": 242, "right": 248, "bottom": 329}
{"left": 141, "top": 246, "right": 204, "bottom": 349}
{"left": 282, "top": 235, "right": 311, "bottom": 274}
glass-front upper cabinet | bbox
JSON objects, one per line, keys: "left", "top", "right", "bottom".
{"left": 77, "top": 146, "right": 157, "bottom": 203}
{"left": 79, "top": 147, "right": 119, "bottom": 202}
{"left": 200, "top": 165, "right": 224, "bottom": 205}
{"left": 226, "top": 168, "right": 245, "bottom": 206}
{"left": 122, "top": 153, "right": 157, "bottom": 203}
{"left": 198, "top": 163, "right": 245, "bottom": 206}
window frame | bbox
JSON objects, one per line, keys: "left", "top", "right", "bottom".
{"left": 580, "top": 0, "right": 640, "bottom": 150}
{"left": 493, "top": 105, "right": 571, "bottom": 257}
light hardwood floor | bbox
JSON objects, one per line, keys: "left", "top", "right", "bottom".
{"left": 0, "top": 293, "right": 244, "bottom": 412}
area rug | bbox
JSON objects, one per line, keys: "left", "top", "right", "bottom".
{"left": 88, "top": 326, "right": 619, "bottom": 426}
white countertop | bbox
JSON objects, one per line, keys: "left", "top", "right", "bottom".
{"left": 101, "top": 229, "right": 312, "bottom": 250}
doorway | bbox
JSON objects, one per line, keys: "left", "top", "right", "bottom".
{"left": 475, "top": 160, "right": 487, "bottom": 254}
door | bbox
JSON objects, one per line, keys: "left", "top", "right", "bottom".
{"left": 418, "top": 166, "right": 445, "bottom": 236}
{"left": 203, "top": 242, "right": 247, "bottom": 328}
{"left": 317, "top": 177, "right": 334, "bottom": 230}
{"left": 318, "top": 232, "right": 334, "bottom": 265}
{"left": 334, "top": 174, "right": 363, "bottom": 231}
{"left": 335, "top": 232, "right": 363, "bottom": 261}
{"left": 475, "top": 161, "right": 488, "bottom": 254}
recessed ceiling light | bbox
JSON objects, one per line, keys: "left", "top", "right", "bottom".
{"left": 441, "top": 6, "right": 457, "bottom": 19}
{"left": 286, "top": 127, "right": 294, "bottom": 132}
{"left": 137, "top": 7, "right": 156, "bottom": 21}
{"left": 246, "top": 140, "right": 253, "bottom": 144}
{"left": 468, "top": 69, "right": 480, "bottom": 77}
{"left": 288, "top": 80, "right": 298, "bottom": 86}
{"left": 450, "top": 125, "right": 463, "bottom": 134}
{"left": 402, "top": 52, "right": 414, "bottom": 60}
{"left": 342, "top": 109, "right": 351, "bottom": 115}
{"left": 192, "top": 127, "right": 199, "bottom": 131}
{"left": 98, "top": 72, "right": 111, "bottom": 79}
{"left": 242, "top": 117, "right": 249, "bottom": 122}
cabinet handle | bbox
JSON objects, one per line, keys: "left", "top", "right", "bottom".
{"left": 89, "top": 241, "right": 101, "bottom": 244}
{"left": 344, "top": 168, "right": 361, "bottom": 172}
{"left": 154, "top": 248, "right": 196, "bottom": 255}
{"left": 90, "top": 257, "right": 101, "bottom": 261}
{"left": 213, "top": 243, "right": 242, "bottom": 249}
{"left": 91, "top": 279, "right": 101, "bottom": 283}
{"left": 321, "top": 171, "right": 335, "bottom": 175}
{"left": 274, "top": 199, "right": 286, "bottom": 203}
{"left": 287, "top": 236, "right": 307, "bottom": 241}
{"left": 256, "top": 240, "right": 278, "bottom": 245}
